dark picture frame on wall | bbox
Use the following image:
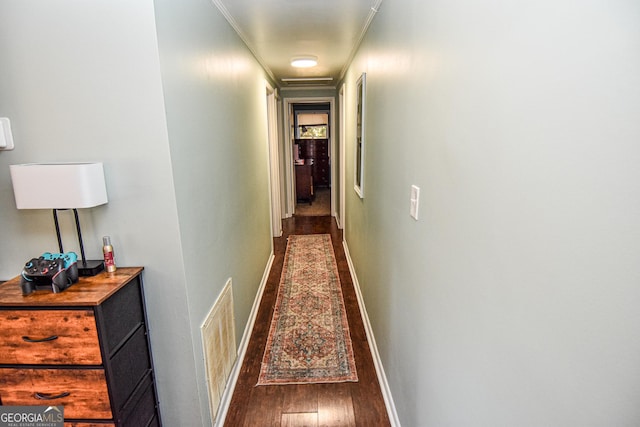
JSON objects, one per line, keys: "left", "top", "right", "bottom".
{"left": 354, "top": 72, "right": 366, "bottom": 198}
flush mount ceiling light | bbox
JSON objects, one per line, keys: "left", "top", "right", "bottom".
{"left": 290, "top": 55, "right": 318, "bottom": 68}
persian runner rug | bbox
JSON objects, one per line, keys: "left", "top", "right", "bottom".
{"left": 257, "top": 234, "right": 358, "bottom": 385}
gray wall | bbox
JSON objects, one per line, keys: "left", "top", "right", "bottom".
{"left": 153, "top": 0, "right": 273, "bottom": 423}
{"left": 0, "top": 1, "right": 273, "bottom": 426}
{"left": 342, "top": 0, "right": 640, "bottom": 426}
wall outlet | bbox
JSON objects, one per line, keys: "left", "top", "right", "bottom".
{"left": 410, "top": 185, "right": 420, "bottom": 220}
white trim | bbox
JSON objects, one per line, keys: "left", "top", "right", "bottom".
{"left": 342, "top": 240, "right": 401, "bottom": 427}
{"left": 266, "top": 82, "right": 282, "bottom": 238}
{"left": 280, "top": 85, "right": 337, "bottom": 91}
{"left": 329, "top": 100, "right": 337, "bottom": 218}
{"left": 338, "top": 84, "right": 346, "bottom": 230}
{"left": 283, "top": 100, "right": 295, "bottom": 217}
{"left": 214, "top": 252, "right": 275, "bottom": 426}
{"left": 354, "top": 72, "right": 366, "bottom": 199}
{"left": 338, "top": 0, "right": 382, "bottom": 81}
{"left": 211, "top": 0, "right": 276, "bottom": 82}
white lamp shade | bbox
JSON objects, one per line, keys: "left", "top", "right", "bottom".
{"left": 10, "top": 162, "right": 108, "bottom": 209}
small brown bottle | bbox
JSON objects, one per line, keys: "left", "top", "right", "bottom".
{"left": 103, "top": 236, "right": 117, "bottom": 273}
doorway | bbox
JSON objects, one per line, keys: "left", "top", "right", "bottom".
{"left": 293, "top": 103, "right": 330, "bottom": 216}
{"left": 283, "top": 98, "right": 336, "bottom": 219}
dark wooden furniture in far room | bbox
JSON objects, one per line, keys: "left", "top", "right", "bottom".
{"left": 312, "top": 139, "right": 330, "bottom": 188}
{"left": 0, "top": 267, "right": 161, "bottom": 427}
{"left": 296, "top": 139, "right": 330, "bottom": 189}
{"left": 295, "top": 163, "right": 314, "bottom": 203}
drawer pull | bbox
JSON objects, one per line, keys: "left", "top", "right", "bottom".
{"left": 34, "top": 391, "right": 70, "bottom": 400}
{"left": 22, "top": 335, "right": 59, "bottom": 343}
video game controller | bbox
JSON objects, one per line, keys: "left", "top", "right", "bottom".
{"left": 20, "top": 252, "right": 79, "bottom": 295}
{"left": 41, "top": 252, "right": 79, "bottom": 283}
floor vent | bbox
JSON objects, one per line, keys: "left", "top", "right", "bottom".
{"left": 201, "top": 278, "right": 236, "bottom": 420}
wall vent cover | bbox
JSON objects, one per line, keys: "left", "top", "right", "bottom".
{"left": 201, "top": 279, "right": 236, "bottom": 420}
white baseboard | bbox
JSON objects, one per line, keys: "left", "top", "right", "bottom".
{"left": 213, "top": 252, "right": 275, "bottom": 426}
{"left": 342, "top": 240, "right": 401, "bottom": 427}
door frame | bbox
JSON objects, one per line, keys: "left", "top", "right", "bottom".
{"left": 282, "top": 96, "right": 337, "bottom": 218}
{"left": 266, "top": 82, "right": 282, "bottom": 237}
{"left": 338, "top": 84, "right": 346, "bottom": 229}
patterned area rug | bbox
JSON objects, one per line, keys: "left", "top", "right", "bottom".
{"left": 257, "top": 234, "right": 358, "bottom": 385}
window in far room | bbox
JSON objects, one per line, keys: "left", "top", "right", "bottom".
{"left": 296, "top": 113, "right": 328, "bottom": 139}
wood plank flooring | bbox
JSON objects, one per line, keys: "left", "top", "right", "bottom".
{"left": 224, "top": 216, "right": 391, "bottom": 427}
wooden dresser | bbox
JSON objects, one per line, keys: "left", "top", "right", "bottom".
{"left": 295, "top": 163, "right": 314, "bottom": 203}
{"left": 312, "top": 139, "right": 330, "bottom": 188}
{"left": 296, "top": 139, "right": 330, "bottom": 189}
{"left": 0, "top": 267, "right": 161, "bottom": 427}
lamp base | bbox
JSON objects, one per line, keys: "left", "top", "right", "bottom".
{"left": 78, "top": 260, "right": 105, "bottom": 276}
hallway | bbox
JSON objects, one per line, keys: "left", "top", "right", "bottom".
{"left": 295, "top": 188, "right": 331, "bottom": 217}
{"left": 224, "top": 216, "right": 390, "bottom": 426}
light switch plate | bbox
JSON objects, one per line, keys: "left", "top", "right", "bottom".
{"left": 0, "top": 118, "right": 15, "bottom": 151}
{"left": 410, "top": 185, "right": 420, "bottom": 220}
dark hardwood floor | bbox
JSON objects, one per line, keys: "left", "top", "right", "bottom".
{"left": 224, "top": 216, "right": 391, "bottom": 427}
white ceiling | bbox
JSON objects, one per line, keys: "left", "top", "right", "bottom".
{"left": 212, "top": 0, "right": 382, "bottom": 88}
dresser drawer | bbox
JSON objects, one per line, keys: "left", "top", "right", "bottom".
{"left": 0, "top": 310, "right": 101, "bottom": 365}
{"left": 0, "top": 368, "right": 112, "bottom": 419}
